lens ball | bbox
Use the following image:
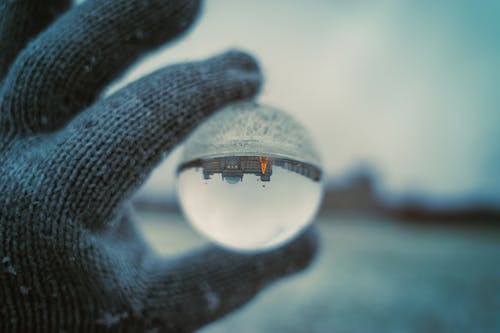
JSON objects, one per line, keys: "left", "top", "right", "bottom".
{"left": 177, "top": 102, "right": 323, "bottom": 251}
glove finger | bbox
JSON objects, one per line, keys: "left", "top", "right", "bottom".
{"left": 49, "top": 50, "right": 261, "bottom": 231}
{"left": 1, "top": 0, "right": 201, "bottom": 134}
{"left": 0, "top": 0, "right": 71, "bottom": 79}
{"left": 141, "top": 227, "right": 319, "bottom": 332}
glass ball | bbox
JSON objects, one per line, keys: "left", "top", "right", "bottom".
{"left": 177, "top": 102, "right": 323, "bottom": 251}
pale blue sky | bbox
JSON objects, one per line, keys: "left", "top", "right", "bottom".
{"left": 93, "top": 0, "right": 500, "bottom": 204}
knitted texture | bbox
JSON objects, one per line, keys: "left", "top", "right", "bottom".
{"left": 0, "top": 0, "right": 318, "bottom": 332}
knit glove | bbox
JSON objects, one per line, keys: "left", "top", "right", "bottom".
{"left": 0, "top": 0, "right": 318, "bottom": 332}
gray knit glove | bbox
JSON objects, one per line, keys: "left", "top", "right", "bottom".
{"left": 0, "top": 0, "right": 318, "bottom": 332}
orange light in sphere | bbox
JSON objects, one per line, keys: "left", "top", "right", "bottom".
{"left": 259, "top": 156, "right": 268, "bottom": 174}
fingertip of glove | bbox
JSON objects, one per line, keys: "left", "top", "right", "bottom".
{"left": 211, "top": 49, "right": 261, "bottom": 75}
{"left": 175, "top": 0, "right": 204, "bottom": 31}
{"left": 235, "top": 226, "right": 320, "bottom": 281}
{"left": 226, "top": 49, "right": 261, "bottom": 73}
{"left": 277, "top": 226, "right": 320, "bottom": 275}
{"left": 188, "top": 49, "right": 261, "bottom": 102}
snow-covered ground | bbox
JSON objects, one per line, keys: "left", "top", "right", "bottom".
{"left": 137, "top": 212, "right": 500, "bottom": 333}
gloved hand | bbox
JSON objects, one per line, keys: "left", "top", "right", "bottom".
{"left": 0, "top": 0, "right": 318, "bottom": 332}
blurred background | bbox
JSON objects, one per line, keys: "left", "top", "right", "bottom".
{"left": 103, "top": 0, "right": 499, "bottom": 332}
